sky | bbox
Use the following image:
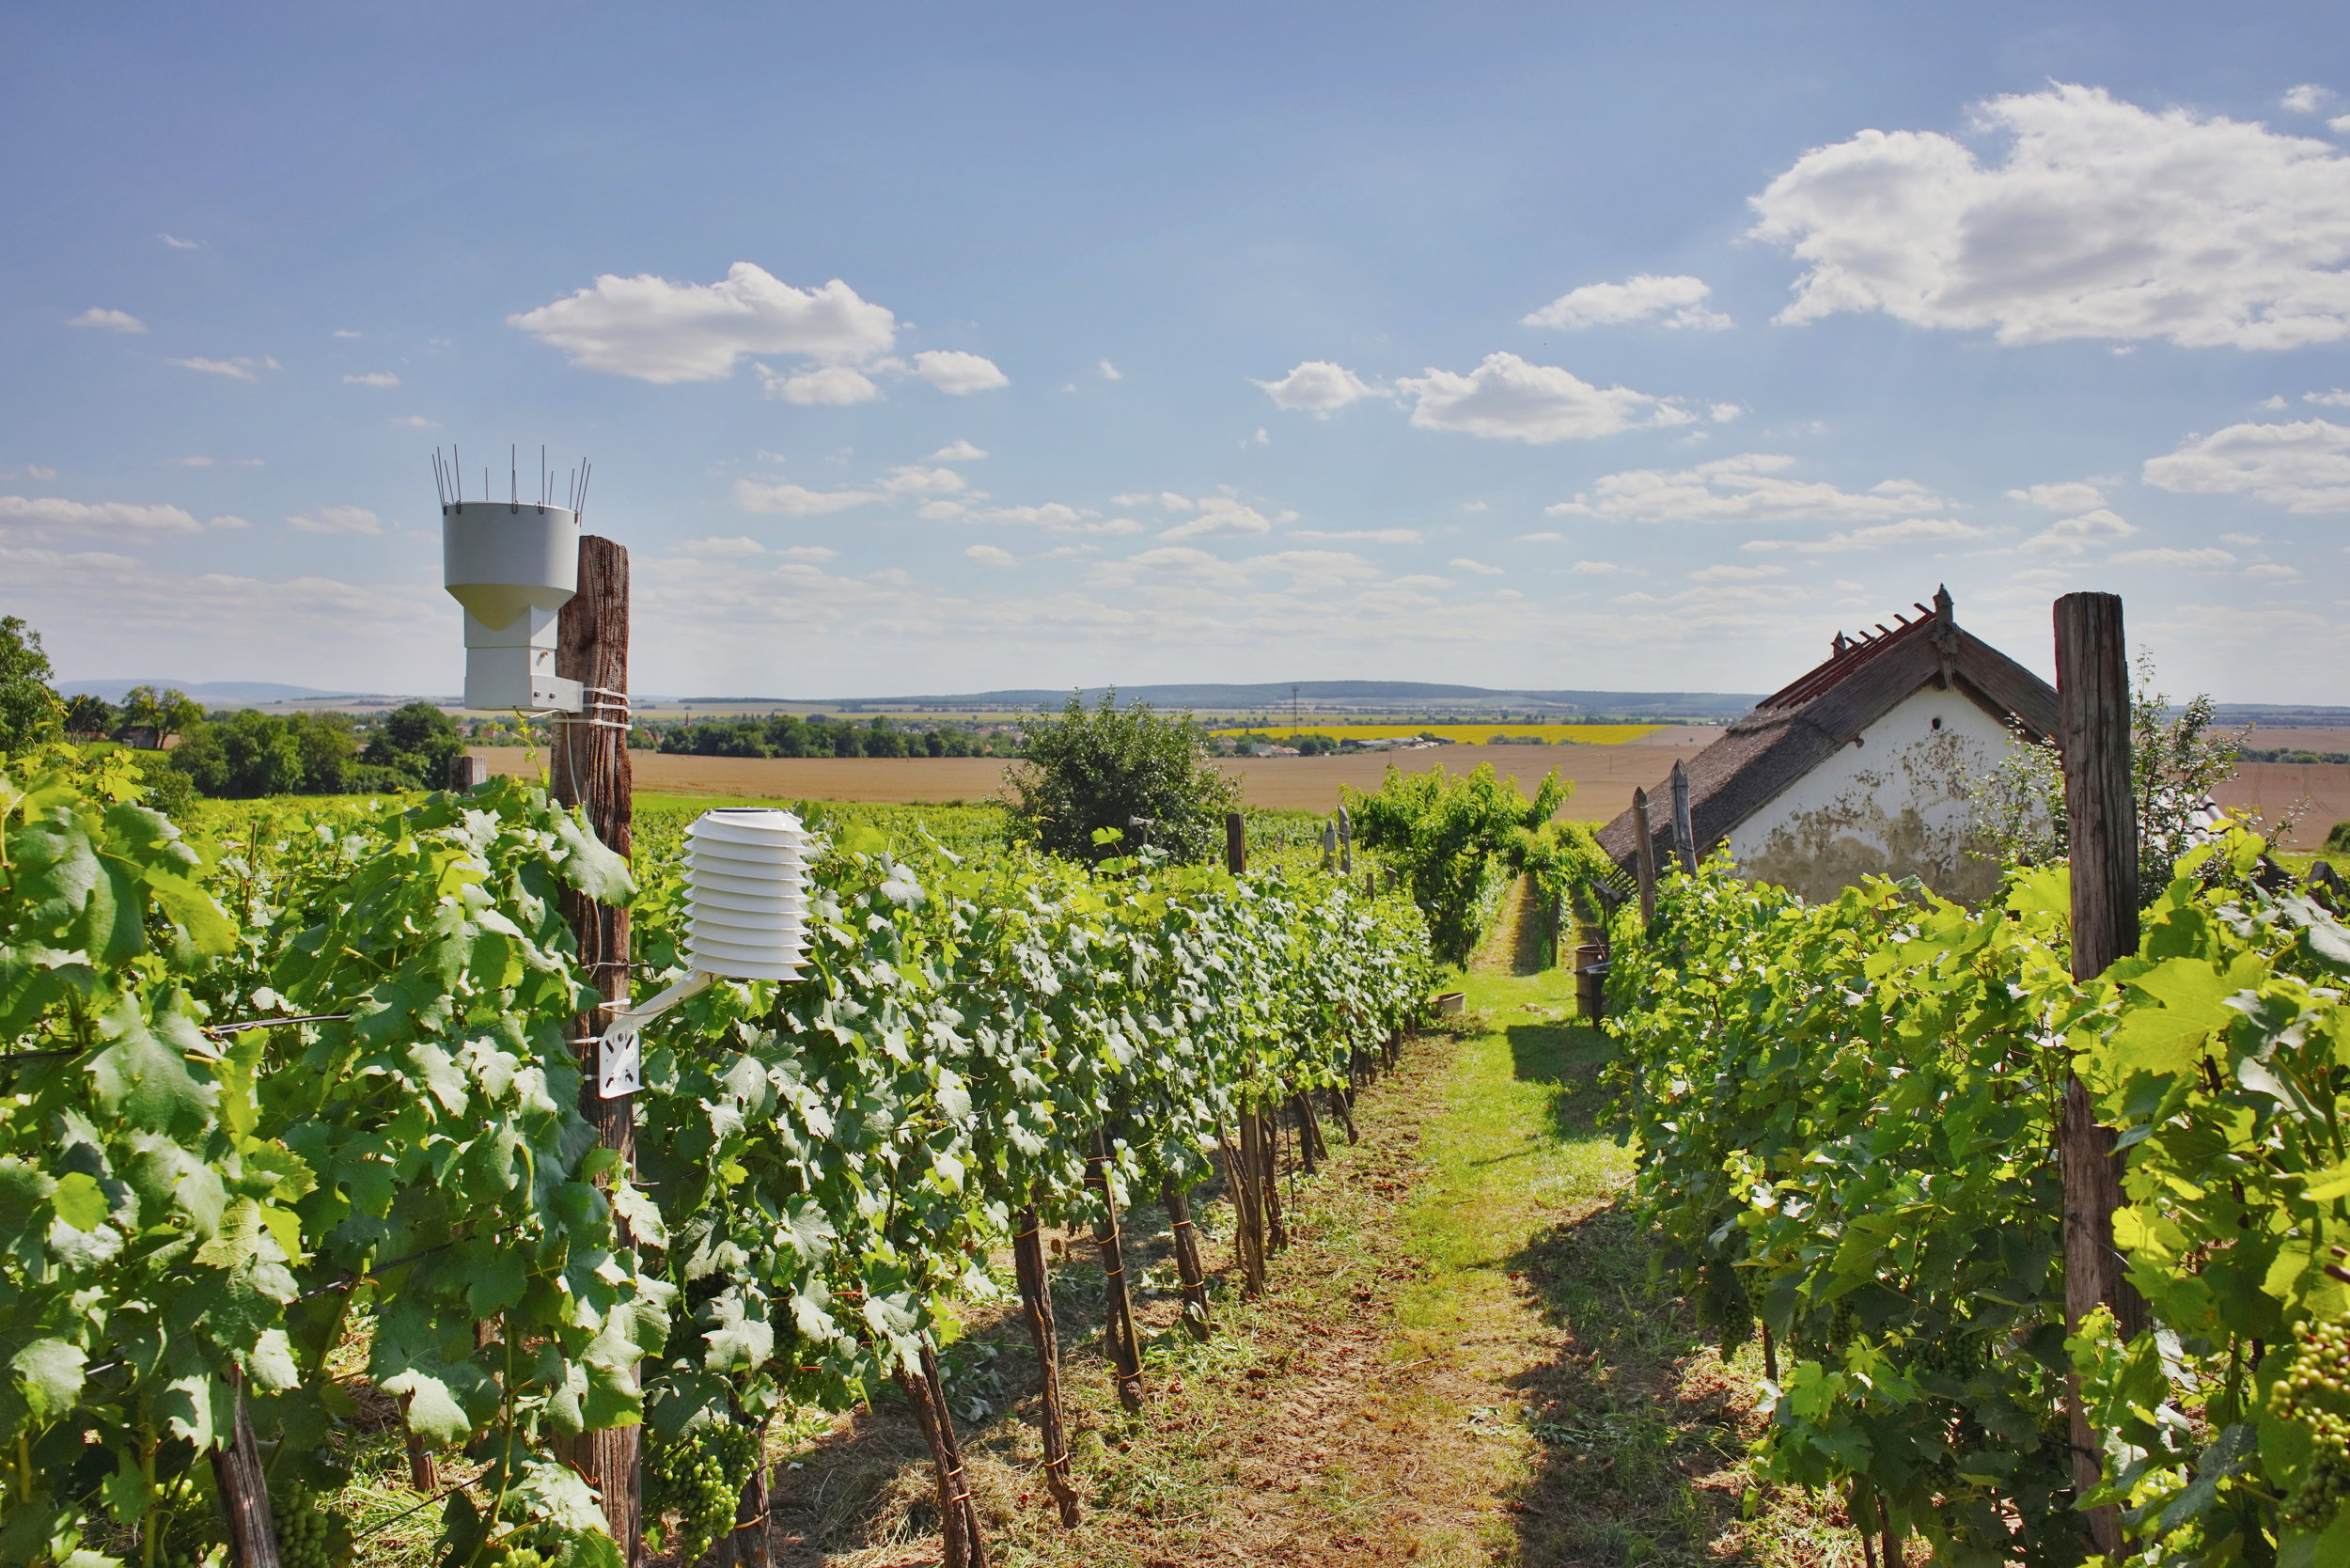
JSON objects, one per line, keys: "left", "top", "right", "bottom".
{"left": 5, "top": 2, "right": 2349, "bottom": 703}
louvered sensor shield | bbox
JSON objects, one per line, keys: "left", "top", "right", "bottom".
{"left": 685, "top": 808, "right": 809, "bottom": 980}
{"left": 598, "top": 807, "right": 809, "bottom": 1098}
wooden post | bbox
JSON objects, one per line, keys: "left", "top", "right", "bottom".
{"left": 2054, "top": 590, "right": 2147, "bottom": 1558}
{"left": 1087, "top": 1130, "right": 1145, "bottom": 1413}
{"left": 1668, "top": 759, "right": 1697, "bottom": 874}
{"left": 1225, "top": 810, "right": 1246, "bottom": 874}
{"left": 1162, "top": 1178, "right": 1214, "bottom": 1340}
{"left": 212, "top": 1371, "right": 281, "bottom": 1568}
{"left": 1337, "top": 806, "right": 1353, "bottom": 874}
{"left": 896, "top": 1357, "right": 975, "bottom": 1568}
{"left": 1632, "top": 787, "right": 1657, "bottom": 931}
{"left": 1320, "top": 819, "right": 1336, "bottom": 870}
{"left": 550, "top": 535, "right": 639, "bottom": 1561}
{"left": 1219, "top": 1125, "right": 1267, "bottom": 1297}
{"left": 1013, "top": 1204, "right": 1083, "bottom": 1525}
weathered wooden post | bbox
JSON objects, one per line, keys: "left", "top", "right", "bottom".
{"left": 1632, "top": 786, "right": 1658, "bottom": 931}
{"left": 1225, "top": 810, "right": 1246, "bottom": 874}
{"left": 1668, "top": 759, "right": 1697, "bottom": 874}
{"left": 2054, "top": 590, "right": 2147, "bottom": 1557}
{"left": 1337, "top": 805, "right": 1353, "bottom": 874}
{"left": 551, "top": 535, "right": 640, "bottom": 1561}
{"left": 212, "top": 1370, "right": 281, "bottom": 1568}
{"left": 1321, "top": 818, "right": 1337, "bottom": 870}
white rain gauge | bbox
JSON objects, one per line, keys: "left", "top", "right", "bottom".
{"left": 596, "top": 808, "right": 810, "bottom": 1096}
{"left": 435, "top": 446, "right": 588, "bottom": 713}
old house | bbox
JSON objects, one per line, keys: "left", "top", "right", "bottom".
{"left": 1597, "top": 588, "right": 2056, "bottom": 903}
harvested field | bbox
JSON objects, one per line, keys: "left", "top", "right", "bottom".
{"left": 470, "top": 746, "right": 2346, "bottom": 845}
{"left": 467, "top": 745, "right": 1707, "bottom": 821}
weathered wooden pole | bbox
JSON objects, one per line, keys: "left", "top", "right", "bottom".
{"left": 1225, "top": 810, "right": 1246, "bottom": 874}
{"left": 1320, "top": 819, "right": 1337, "bottom": 870}
{"left": 1337, "top": 806, "right": 1353, "bottom": 874}
{"left": 1668, "top": 759, "right": 1697, "bottom": 874}
{"left": 1012, "top": 1202, "right": 1083, "bottom": 1525}
{"left": 2054, "top": 590, "right": 2147, "bottom": 1557}
{"left": 1087, "top": 1131, "right": 1146, "bottom": 1413}
{"left": 1162, "top": 1177, "right": 1214, "bottom": 1340}
{"left": 1632, "top": 787, "right": 1658, "bottom": 930}
{"left": 212, "top": 1371, "right": 281, "bottom": 1568}
{"left": 551, "top": 535, "right": 640, "bottom": 1561}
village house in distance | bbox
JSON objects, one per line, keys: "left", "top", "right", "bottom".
{"left": 1599, "top": 588, "right": 2057, "bottom": 903}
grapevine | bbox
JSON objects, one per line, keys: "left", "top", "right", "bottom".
{"left": 645, "top": 1420, "right": 762, "bottom": 1564}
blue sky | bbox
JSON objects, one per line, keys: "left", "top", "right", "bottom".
{"left": 6, "top": 2, "right": 2348, "bottom": 701}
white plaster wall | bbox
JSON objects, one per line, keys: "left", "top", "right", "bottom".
{"left": 1724, "top": 685, "right": 2024, "bottom": 902}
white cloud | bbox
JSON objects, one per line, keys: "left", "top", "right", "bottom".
{"left": 1157, "top": 495, "right": 1295, "bottom": 541}
{"left": 680, "top": 535, "right": 768, "bottom": 557}
{"left": 1521, "top": 274, "right": 1732, "bottom": 332}
{"left": 2335, "top": 115, "right": 2350, "bottom": 135}
{"left": 1449, "top": 557, "right": 1503, "bottom": 575}
{"left": 1517, "top": 531, "right": 1563, "bottom": 542}
{"left": 509, "top": 262, "right": 897, "bottom": 384}
{"left": 2008, "top": 480, "right": 2108, "bottom": 511}
{"left": 759, "top": 363, "right": 883, "bottom": 405}
{"left": 0, "top": 495, "right": 199, "bottom": 533}
{"left": 928, "top": 439, "right": 988, "bottom": 462}
{"left": 2112, "top": 546, "right": 2239, "bottom": 568}
{"left": 2262, "top": 395, "right": 2292, "bottom": 409}
{"left": 2283, "top": 85, "right": 2336, "bottom": 115}
{"left": 1245, "top": 427, "right": 1270, "bottom": 447}
{"left": 1710, "top": 403, "right": 1744, "bottom": 423}
{"left": 1398, "top": 353, "right": 1691, "bottom": 444}
{"left": 1255, "top": 360, "right": 1380, "bottom": 416}
{"left": 878, "top": 464, "right": 967, "bottom": 496}
{"left": 1570, "top": 560, "right": 1636, "bottom": 574}
{"left": 968, "top": 503, "right": 1143, "bottom": 536}
{"left": 288, "top": 506, "right": 382, "bottom": 536}
{"left": 390, "top": 415, "right": 439, "bottom": 429}
{"left": 176, "top": 456, "right": 263, "bottom": 468}
{"left": 1092, "top": 546, "right": 1380, "bottom": 592}
{"left": 209, "top": 515, "right": 250, "bottom": 530}
{"left": 1744, "top": 517, "right": 1991, "bottom": 554}
{"left": 913, "top": 350, "right": 1009, "bottom": 394}
{"left": 1460, "top": 500, "right": 1489, "bottom": 512}
{"left": 332, "top": 329, "right": 362, "bottom": 339}
{"left": 170, "top": 356, "right": 279, "bottom": 380}
{"left": 733, "top": 479, "right": 882, "bottom": 515}
{"left": 67, "top": 308, "right": 146, "bottom": 334}
{"left": 159, "top": 233, "right": 199, "bottom": 249}
{"left": 1691, "top": 563, "right": 1786, "bottom": 581}
{"left": 2246, "top": 561, "right": 2301, "bottom": 578}
{"left": 343, "top": 371, "right": 400, "bottom": 387}
{"left": 2220, "top": 531, "right": 2267, "bottom": 545}
{"left": 2142, "top": 419, "right": 2350, "bottom": 511}
{"left": 965, "top": 544, "right": 1017, "bottom": 567}
{"left": 1750, "top": 84, "right": 2350, "bottom": 350}
{"left": 1, "top": 465, "right": 58, "bottom": 482}
{"left": 2306, "top": 389, "right": 2350, "bottom": 407}
{"left": 1292, "top": 527, "right": 1424, "bottom": 544}
{"left": 1098, "top": 360, "right": 1122, "bottom": 381}
{"left": 1547, "top": 452, "right": 1950, "bottom": 524}
{"left": 2019, "top": 508, "right": 2139, "bottom": 555}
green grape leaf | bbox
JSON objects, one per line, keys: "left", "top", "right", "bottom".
{"left": 51, "top": 1171, "right": 108, "bottom": 1231}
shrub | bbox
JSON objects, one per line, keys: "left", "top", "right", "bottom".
{"left": 2327, "top": 819, "right": 2350, "bottom": 853}
{"left": 1006, "top": 690, "right": 1241, "bottom": 865}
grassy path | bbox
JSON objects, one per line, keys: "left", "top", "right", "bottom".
{"left": 762, "top": 881, "right": 1842, "bottom": 1567}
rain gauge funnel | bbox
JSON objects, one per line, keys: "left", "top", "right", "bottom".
{"left": 442, "top": 501, "right": 584, "bottom": 712}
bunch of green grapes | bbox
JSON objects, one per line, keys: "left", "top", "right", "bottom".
{"left": 646, "top": 1422, "right": 762, "bottom": 1564}
{"left": 2275, "top": 1315, "right": 2350, "bottom": 1529}
{"left": 272, "top": 1484, "right": 348, "bottom": 1568}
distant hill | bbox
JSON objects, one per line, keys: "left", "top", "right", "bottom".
{"left": 56, "top": 679, "right": 385, "bottom": 704}
{"left": 672, "top": 681, "right": 1771, "bottom": 720}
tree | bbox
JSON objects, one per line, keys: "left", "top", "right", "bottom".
{"left": 1007, "top": 690, "right": 1241, "bottom": 865}
{"left": 365, "top": 700, "right": 464, "bottom": 788}
{"left": 0, "top": 617, "right": 62, "bottom": 754}
{"left": 1970, "top": 653, "right": 2282, "bottom": 900}
{"left": 118, "top": 685, "right": 202, "bottom": 742}
{"left": 63, "top": 693, "right": 115, "bottom": 738}
{"left": 170, "top": 710, "right": 304, "bottom": 796}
